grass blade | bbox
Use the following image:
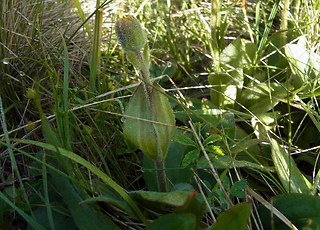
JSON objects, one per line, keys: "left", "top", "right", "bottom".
{"left": 89, "top": 2, "right": 103, "bottom": 94}
{"left": 255, "top": 0, "right": 280, "bottom": 63}
{"left": 16, "top": 139, "right": 147, "bottom": 225}
{"left": 0, "top": 96, "right": 33, "bottom": 216}
{"left": 73, "top": 0, "right": 92, "bottom": 37}
{"left": 61, "top": 33, "right": 72, "bottom": 151}
{"left": 0, "top": 192, "right": 45, "bottom": 230}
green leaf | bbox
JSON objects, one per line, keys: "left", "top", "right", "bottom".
{"left": 208, "top": 72, "right": 238, "bottom": 108}
{"left": 32, "top": 206, "right": 76, "bottom": 230}
{"left": 220, "top": 38, "right": 255, "bottom": 68}
{"left": 0, "top": 191, "right": 45, "bottom": 230}
{"left": 205, "top": 145, "right": 224, "bottom": 156}
{"left": 50, "top": 173, "right": 121, "bottom": 230}
{"left": 146, "top": 213, "right": 196, "bottom": 230}
{"left": 15, "top": 139, "right": 146, "bottom": 225}
{"left": 239, "top": 82, "right": 287, "bottom": 114}
{"left": 285, "top": 36, "right": 320, "bottom": 89}
{"left": 258, "top": 194, "right": 320, "bottom": 230}
{"left": 124, "top": 83, "right": 175, "bottom": 161}
{"left": 230, "top": 179, "right": 247, "bottom": 198}
{"left": 171, "top": 183, "right": 194, "bottom": 192}
{"left": 175, "top": 192, "right": 206, "bottom": 225}
{"left": 203, "top": 134, "right": 223, "bottom": 146}
{"left": 210, "top": 203, "right": 250, "bottom": 230}
{"left": 172, "top": 135, "right": 197, "bottom": 147}
{"left": 80, "top": 196, "right": 136, "bottom": 218}
{"left": 130, "top": 191, "right": 191, "bottom": 210}
{"left": 270, "top": 138, "right": 312, "bottom": 194}
{"left": 182, "top": 149, "right": 200, "bottom": 167}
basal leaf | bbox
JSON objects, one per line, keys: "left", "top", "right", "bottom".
{"left": 210, "top": 203, "right": 250, "bottom": 230}
{"left": 270, "top": 138, "right": 312, "bottom": 194}
{"left": 146, "top": 213, "right": 196, "bottom": 230}
{"left": 259, "top": 194, "right": 320, "bottom": 230}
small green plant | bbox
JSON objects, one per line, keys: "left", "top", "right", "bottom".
{"left": 115, "top": 15, "right": 175, "bottom": 192}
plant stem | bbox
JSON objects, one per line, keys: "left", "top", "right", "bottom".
{"left": 211, "top": 0, "right": 220, "bottom": 71}
{"left": 280, "top": 0, "right": 290, "bottom": 46}
{"left": 134, "top": 50, "right": 151, "bottom": 85}
{"left": 155, "top": 160, "right": 167, "bottom": 192}
{"left": 134, "top": 49, "right": 153, "bottom": 96}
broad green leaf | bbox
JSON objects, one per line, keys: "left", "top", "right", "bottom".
{"left": 270, "top": 138, "right": 312, "bottom": 194}
{"left": 259, "top": 194, "right": 320, "bottom": 230}
{"left": 50, "top": 172, "right": 121, "bottom": 230}
{"left": 130, "top": 190, "right": 205, "bottom": 219}
{"left": 0, "top": 191, "right": 45, "bottom": 230}
{"left": 175, "top": 192, "right": 206, "bottom": 225}
{"left": 171, "top": 183, "right": 194, "bottom": 192}
{"left": 205, "top": 145, "right": 224, "bottom": 156}
{"left": 124, "top": 83, "right": 175, "bottom": 161}
{"left": 234, "top": 125, "right": 268, "bottom": 164}
{"left": 220, "top": 38, "right": 256, "bottom": 68}
{"left": 174, "top": 108, "right": 224, "bottom": 128}
{"left": 80, "top": 196, "right": 136, "bottom": 218}
{"left": 172, "top": 135, "right": 197, "bottom": 147}
{"left": 230, "top": 179, "right": 247, "bottom": 198}
{"left": 32, "top": 206, "right": 76, "bottom": 230}
{"left": 251, "top": 111, "right": 281, "bottom": 141}
{"left": 210, "top": 203, "right": 250, "bottom": 230}
{"left": 239, "top": 82, "right": 287, "bottom": 114}
{"left": 208, "top": 72, "right": 238, "bottom": 108}
{"left": 182, "top": 149, "right": 200, "bottom": 167}
{"left": 216, "top": 38, "right": 257, "bottom": 105}
{"left": 203, "top": 134, "right": 223, "bottom": 146}
{"left": 146, "top": 213, "right": 196, "bottom": 230}
{"left": 285, "top": 36, "right": 320, "bottom": 89}
{"left": 130, "top": 191, "right": 190, "bottom": 209}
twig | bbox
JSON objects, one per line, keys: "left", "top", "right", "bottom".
{"left": 246, "top": 186, "right": 298, "bottom": 230}
{"left": 188, "top": 120, "right": 233, "bottom": 208}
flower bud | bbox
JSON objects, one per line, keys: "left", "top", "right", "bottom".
{"left": 124, "top": 83, "right": 175, "bottom": 161}
{"left": 115, "top": 15, "right": 147, "bottom": 52}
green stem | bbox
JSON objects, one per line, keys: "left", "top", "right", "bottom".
{"left": 134, "top": 50, "right": 151, "bottom": 85}
{"left": 211, "top": 0, "right": 220, "bottom": 71}
{"left": 155, "top": 160, "right": 167, "bottom": 192}
{"left": 280, "top": 0, "right": 290, "bottom": 47}
{"left": 133, "top": 49, "right": 153, "bottom": 97}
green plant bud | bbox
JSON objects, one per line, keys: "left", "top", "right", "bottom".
{"left": 115, "top": 15, "right": 147, "bottom": 52}
{"left": 124, "top": 83, "right": 175, "bottom": 161}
